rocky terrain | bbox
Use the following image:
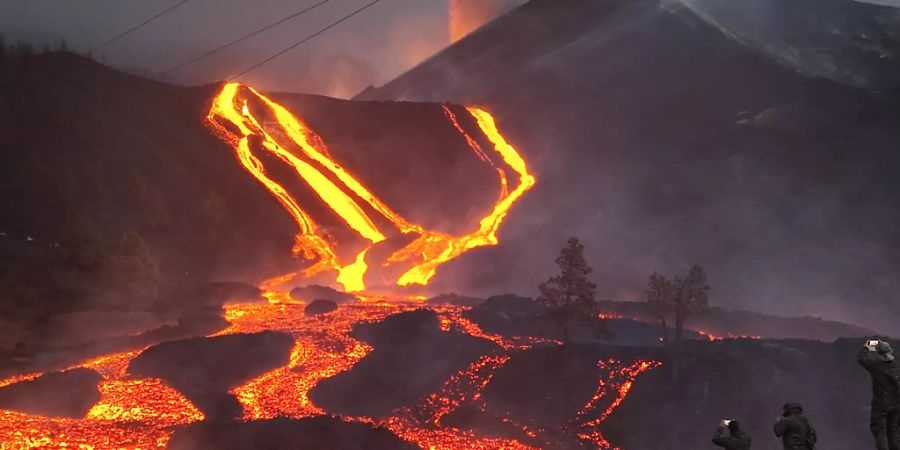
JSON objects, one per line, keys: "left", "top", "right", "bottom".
{"left": 359, "top": 0, "right": 900, "bottom": 334}
{"left": 128, "top": 331, "right": 294, "bottom": 420}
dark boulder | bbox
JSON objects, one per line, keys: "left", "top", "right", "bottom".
{"left": 290, "top": 285, "right": 355, "bottom": 303}
{"left": 426, "top": 293, "right": 484, "bottom": 307}
{"left": 206, "top": 282, "right": 263, "bottom": 305}
{"left": 479, "top": 345, "right": 650, "bottom": 429}
{"left": 0, "top": 368, "right": 102, "bottom": 418}
{"left": 463, "top": 294, "right": 547, "bottom": 338}
{"left": 127, "top": 331, "right": 294, "bottom": 420}
{"left": 304, "top": 299, "right": 338, "bottom": 316}
{"left": 310, "top": 309, "right": 498, "bottom": 418}
{"left": 167, "top": 415, "right": 420, "bottom": 450}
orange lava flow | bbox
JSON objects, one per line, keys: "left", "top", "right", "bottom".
{"left": 220, "top": 302, "right": 416, "bottom": 419}
{"left": 218, "top": 301, "right": 538, "bottom": 450}
{"left": 695, "top": 329, "right": 761, "bottom": 341}
{"left": 575, "top": 359, "right": 662, "bottom": 449}
{"left": 207, "top": 83, "right": 535, "bottom": 292}
{"left": 0, "top": 347, "right": 204, "bottom": 449}
{"left": 0, "top": 300, "right": 659, "bottom": 449}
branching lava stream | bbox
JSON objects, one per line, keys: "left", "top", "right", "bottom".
{"left": 0, "top": 301, "right": 659, "bottom": 449}
{"left": 0, "top": 86, "right": 659, "bottom": 449}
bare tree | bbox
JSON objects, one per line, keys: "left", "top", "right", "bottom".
{"left": 646, "top": 272, "right": 674, "bottom": 345}
{"left": 672, "top": 264, "right": 710, "bottom": 343}
{"left": 645, "top": 264, "right": 710, "bottom": 344}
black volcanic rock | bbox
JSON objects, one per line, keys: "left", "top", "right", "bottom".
{"left": 290, "top": 285, "right": 355, "bottom": 304}
{"left": 359, "top": 0, "right": 900, "bottom": 333}
{"left": 206, "top": 282, "right": 263, "bottom": 305}
{"left": 600, "top": 338, "right": 877, "bottom": 449}
{"left": 463, "top": 294, "right": 547, "bottom": 338}
{"left": 351, "top": 309, "right": 443, "bottom": 346}
{"left": 304, "top": 299, "right": 338, "bottom": 316}
{"left": 426, "top": 292, "right": 485, "bottom": 307}
{"left": 680, "top": 0, "right": 900, "bottom": 89}
{"left": 467, "top": 337, "right": 889, "bottom": 448}
{"left": 0, "top": 51, "right": 504, "bottom": 347}
{"left": 310, "top": 309, "right": 499, "bottom": 418}
{"left": 0, "top": 368, "right": 102, "bottom": 418}
{"left": 166, "top": 416, "right": 420, "bottom": 450}
{"left": 596, "top": 300, "right": 876, "bottom": 341}
{"left": 127, "top": 331, "right": 294, "bottom": 420}
{"left": 480, "top": 345, "right": 650, "bottom": 429}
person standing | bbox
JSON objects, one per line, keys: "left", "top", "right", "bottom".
{"left": 774, "top": 402, "right": 816, "bottom": 450}
{"left": 712, "top": 419, "right": 752, "bottom": 450}
{"left": 859, "top": 339, "right": 900, "bottom": 450}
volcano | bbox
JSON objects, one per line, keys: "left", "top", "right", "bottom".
{"left": 2, "top": 0, "right": 899, "bottom": 448}
{"left": 358, "top": 0, "right": 900, "bottom": 333}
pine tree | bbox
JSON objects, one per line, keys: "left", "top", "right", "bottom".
{"left": 538, "top": 237, "right": 599, "bottom": 348}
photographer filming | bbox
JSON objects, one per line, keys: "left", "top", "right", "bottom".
{"left": 859, "top": 339, "right": 900, "bottom": 450}
{"left": 712, "top": 419, "right": 752, "bottom": 450}
{"left": 774, "top": 402, "right": 816, "bottom": 450}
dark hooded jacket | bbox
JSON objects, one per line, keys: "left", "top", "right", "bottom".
{"left": 774, "top": 403, "right": 816, "bottom": 450}
{"left": 712, "top": 426, "right": 752, "bottom": 450}
{"left": 859, "top": 346, "right": 900, "bottom": 410}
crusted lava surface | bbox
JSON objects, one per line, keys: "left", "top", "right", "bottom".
{"left": 0, "top": 368, "right": 102, "bottom": 418}
{"left": 167, "top": 416, "right": 420, "bottom": 450}
{"left": 310, "top": 309, "right": 499, "bottom": 418}
{"left": 128, "top": 331, "right": 294, "bottom": 420}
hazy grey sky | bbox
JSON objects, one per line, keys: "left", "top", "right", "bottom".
{"left": 855, "top": 0, "right": 900, "bottom": 6}
{"left": 0, "top": 0, "right": 511, "bottom": 98}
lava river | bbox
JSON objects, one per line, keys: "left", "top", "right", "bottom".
{"left": 0, "top": 301, "right": 659, "bottom": 449}
{"left": 206, "top": 82, "right": 536, "bottom": 292}
{"left": 0, "top": 86, "right": 658, "bottom": 449}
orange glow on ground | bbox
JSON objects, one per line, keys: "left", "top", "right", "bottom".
{"left": 0, "top": 86, "right": 662, "bottom": 449}
{"left": 0, "top": 301, "right": 659, "bottom": 449}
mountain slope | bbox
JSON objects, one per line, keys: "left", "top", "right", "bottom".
{"left": 0, "top": 52, "right": 506, "bottom": 351}
{"left": 358, "top": 0, "right": 900, "bottom": 333}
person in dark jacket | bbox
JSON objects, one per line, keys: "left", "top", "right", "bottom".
{"left": 712, "top": 419, "right": 752, "bottom": 450}
{"left": 774, "top": 402, "right": 816, "bottom": 450}
{"left": 859, "top": 339, "right": 900, "bottom": 450}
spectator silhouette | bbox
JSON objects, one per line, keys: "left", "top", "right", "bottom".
{"left": 774, "top": 402, "right": 816, "bottom": 450}
{"left": 712, "top": 419, "right": 751, "bottom": 450}
{"left": 859, "top": 339, "right": 900, "bottom": 450}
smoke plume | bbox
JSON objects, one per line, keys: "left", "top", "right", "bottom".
{"left": 449, "top": 0, "right": 526, "bottom": 42}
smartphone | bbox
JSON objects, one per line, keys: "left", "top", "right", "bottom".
{"left": 723, "top": 419, "right": 732, "bottom": 426}
{"left": 867, "top": 340, "right": 880, "bottom": 348}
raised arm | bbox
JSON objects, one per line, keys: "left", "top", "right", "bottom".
{"left": 712, "top": 427, "right": 728, "bottom": 446}
{"left": 860, "top": 345, "right": 879, "bottom": 369}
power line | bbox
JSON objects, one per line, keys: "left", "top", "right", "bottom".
{"left": 93, "top": 0, "right": 191, "bottom": 53}
{"left": 164, "top": 0, "right": 335, "bottom": 74}
{"left": 229, "top": 0, "right": 384, "bottom": 80}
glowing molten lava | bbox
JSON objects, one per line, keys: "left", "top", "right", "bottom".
{"left": 0, "top": 301, "right": 660, "bottom": 449}
{"left": 0, "top": 86, "right": 661, "bottom": 450}
{"left": 207, "top": 82, "right": 535, "bottom": 293}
